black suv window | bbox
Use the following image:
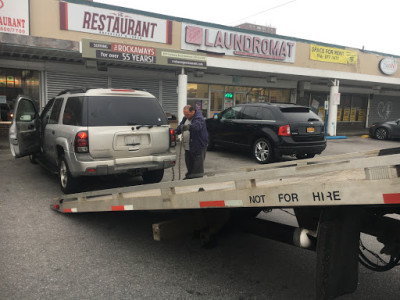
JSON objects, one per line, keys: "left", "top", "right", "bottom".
{"left": 87, "top": 96, "right": 168, "bottom": 126}
{"left": 241, "top": 106, "right": 258, "bottom": 119}
{"left": 280, "top": 107, "right": 321, "bottom": 122}
{"left": 221, "top": 106, "right": 242, "bottom": 120}
{"left": 257, "top": 107, "right": 275, "bottom": 120}
{"left": 48, "top": 98, "right": 63, "bottom": 124}
{"left": 63, "top": 97, "right": 84, "bottom": 126}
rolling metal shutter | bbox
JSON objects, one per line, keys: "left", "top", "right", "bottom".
{"left": 111, "top": 77, "right": 159, "bottom": 99}
{"left": 162, "top": 80, "right": 178, "bottom": 115}
{"left": 368, "top": 95, "right": 400, "bottom": 127}
{"left": 46, "top": 72, "right": 108, "bottom": 99}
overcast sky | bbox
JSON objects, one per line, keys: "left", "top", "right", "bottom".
{"left": 95, "top": 0, "right": 400, "bottom": 56}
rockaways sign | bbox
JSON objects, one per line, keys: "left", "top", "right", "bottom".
{"left": 81, "top": 39, "right": 207, "bottom": 69}
{"left": 59, "top": 1, "right": 172, "bottom": 44}
{"left": 181, "top": 23, "right": 296, "bottom": 63}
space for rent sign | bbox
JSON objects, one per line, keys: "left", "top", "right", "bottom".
{"left": 59, "top": 1, "right": 172, "bottom": 44}
{"left": 0, "top": 0, "right": 30, "bottom": 35}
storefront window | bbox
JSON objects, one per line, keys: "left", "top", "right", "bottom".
{"left": 269, "top": 89, "right": 290, "bottom": 103}
{"left": 187, "top": 83, "right": 209, "bottom": 98}
{"left": 305, "top": 92, "right": 368, "bottom": 123}
{"left": 0, "top": 68, "right": 40, "bottom": 118}
{"left": 187, "top": 83, "right": 209, "bottom": 117}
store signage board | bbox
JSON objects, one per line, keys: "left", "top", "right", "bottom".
{"left": 60, "top": 2, "right": 172, "bottom": 44}
{"left": 0, "top": 0, "right": 30, "bottom": 35}
{"left": 181, "top": 23, "right": 296, "bottom": 63}
{"left": 379, "top": 57, "right": 398, "bottom": 75}
{"left": 310, "top": 44, "right": 357, "bottom": 64}
{"left": 81, "top": 39, "right": 207, "bottom": 69}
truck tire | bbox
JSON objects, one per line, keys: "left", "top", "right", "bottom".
{"left": 142, "top": 169, "right": 164, "bottom": 184}
{"left": 59, "top": 156, "right": 77, "bottom": 194}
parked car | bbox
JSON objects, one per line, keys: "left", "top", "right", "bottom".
{"left": 9, "top": 88, "right": 177, "bottom": 193}
{"left": 206, "top": 103, "right": 326, "bottom": 163}
{"left": 0, "top": 103, "right": 13, "bottom": 121}
{"left": 369, "top": 119, "right": 400, "bottom": 140}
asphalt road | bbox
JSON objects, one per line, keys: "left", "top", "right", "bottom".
{"left": 1, "top": 136, "right": 400, "bottom": 299}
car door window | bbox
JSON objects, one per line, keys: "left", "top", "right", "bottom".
{"left": 241, "top": 106, "right": 259, "bottom": 120}
{"left": 48, "top": 98, "right": 63, "bottom": 124}
{"left": 257, "top": 107, "right": 276, "bottom": 120}
{"left": 221, "top": 106, "right": 242, "bottom": 120}
{"left": 15, "top": 98, "right": 37, "bottom": 122}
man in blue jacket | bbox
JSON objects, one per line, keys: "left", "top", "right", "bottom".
{"left": 175, "top": 105, "right": 208, "bottom": 179}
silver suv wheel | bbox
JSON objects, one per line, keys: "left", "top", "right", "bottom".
{"left": 59, "top": 156, "right": 77, "bottom": 194}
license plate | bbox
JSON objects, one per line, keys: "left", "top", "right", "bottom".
{"left": 307, "top": 127, "right": 315, "bottom": 133}
{"left": 125, "top": 135, "right": 140, "bottom": 145}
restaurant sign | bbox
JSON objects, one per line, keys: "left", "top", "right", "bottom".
{"left": 310, "top": 44, "right": 357, "bottom": 64}
{"left": 60, "top": 1, "right": 172, "bottom": 44}
{"left": 0, "top": 0, "right": 29, "bottom": 35}
{"left": 81, "top": 39, "right": 207, "bottom": 69}
{"left": 181, "top": 23, "right": 296, "bottom": 63}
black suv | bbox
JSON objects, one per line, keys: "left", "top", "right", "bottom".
{"left": 206, "top": 103, "right": 326, "bottom": 163}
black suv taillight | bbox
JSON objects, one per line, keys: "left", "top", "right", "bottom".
{"left": 170, "top": 128, "right": 176, "bottom": 147}
{"left": 74, "top": 131, "right": 89, "bottom": 153}
{"left": 278, "top": 125, "right": 291, "bottom": 136}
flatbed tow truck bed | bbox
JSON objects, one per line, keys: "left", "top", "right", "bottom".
{"left": 51, "top": 147, "right": 400, "bottom": 299}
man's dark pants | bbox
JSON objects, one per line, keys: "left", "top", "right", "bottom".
{"left": 184, "top": 148, "right": 206, "bottom": 179}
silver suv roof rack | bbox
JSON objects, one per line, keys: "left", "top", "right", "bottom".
{"left": 56, "top": 87, "right": 100, "bottom": 96}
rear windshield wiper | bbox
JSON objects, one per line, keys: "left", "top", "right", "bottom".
{"left": 308, "top": 118, "right": 320, "bottom": 122}
{"left": 137, "top": 125, "right": 154, "bottom": 129}
{"left": 127, "top": 121, "right": 138, "bottom": 125}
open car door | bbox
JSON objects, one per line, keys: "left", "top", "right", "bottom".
{"left": 9, "top": 96, "right": 40, "bottom": 158}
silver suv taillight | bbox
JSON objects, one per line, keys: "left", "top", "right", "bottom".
{"left": 74, "top": 131, "right": 89, "bottom": 153}
{"left": 170, "top": 128, "right": 176, "bottom": 147}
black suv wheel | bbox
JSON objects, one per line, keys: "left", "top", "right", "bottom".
{"left": 253, "top": 138, "right": 273, "bottom": 164}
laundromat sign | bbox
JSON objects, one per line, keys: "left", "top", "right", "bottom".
{"left": 181, "top": 23, "right": 296, "bottom": 63}
{"left": 59, "top": 1, "right": 172, "bottom": 44}
{"left": 81, "top": 39, "right": 207, "bottom": 69}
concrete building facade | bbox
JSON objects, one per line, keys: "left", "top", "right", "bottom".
{"left": 1, "top": 0, "right": 400, "bottom": 135}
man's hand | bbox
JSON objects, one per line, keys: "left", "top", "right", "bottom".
{"left": 181, "top": 124, "right": 190, "bottom": 132}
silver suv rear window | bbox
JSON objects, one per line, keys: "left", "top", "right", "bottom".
{"left": 87, "top": 96, "right": 168, "bottom": 126}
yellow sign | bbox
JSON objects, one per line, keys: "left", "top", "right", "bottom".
{"left": 310, "top": 44, "right": 357, "bottom": 64}
{"left": 337, "top": 108, "right": 343, "bottom": 121}
{"left": 350, "top": 108, "right": 357, "bottom": 122}
{"left": 342, "top": 107, "right": 351, "bottom": 121}
{"left": 358, "top": 109, "right": 365, "bottom": 122}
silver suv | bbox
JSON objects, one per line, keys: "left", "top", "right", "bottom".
{"left": 9, "top": 88, "right": 177, "bottom": 193}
